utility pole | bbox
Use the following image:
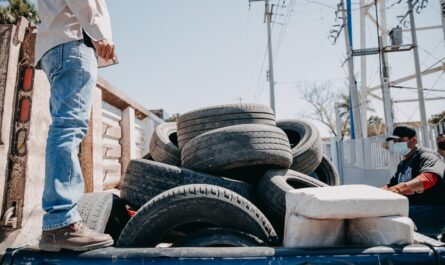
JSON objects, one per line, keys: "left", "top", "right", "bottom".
{"left": 265, "top": 0, "right": 276, "bottom": 113}
{"left": 379, "top": 36, "right": 394, "bottom": 136}
{"left": 341, "top": 0, "right": 363, "bottom": 139}
{"left": 335, "top": 104, "right": 344, "bottom": 181}
{"left": 375, "top": 0, "right": 394, "bottom": 137}
{"left": 359, "top": 0, "right": 367, "bottom": 137}
{"left": 409, "top": 0, "right": 429, "bottom": 147}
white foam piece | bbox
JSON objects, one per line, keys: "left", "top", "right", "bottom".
{"left": 286, "top": 185, "right": 409, "bottom": 219}
{"left": 347, "top": 216, "right": 415, "bottom": 246}
{"left": 283, "top": 214, "right": 345, "bottom": 248}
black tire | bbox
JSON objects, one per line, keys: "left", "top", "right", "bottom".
{"left": 117, "top": 184, "right": 279, "bottom": 247}
{"left": 120, "top": 159, "right": 255, "bottom": 209}
{"left": 173, "top": 228, "right": 266, "bottom": 247}
{"left": 256, "top": 169, "right": 327, "bottom": 238}
{"left": 277, "top": 119, "right": 322, "bottom": 174}
{"left": 78, "top": 193, "right": 130, "bottom": 243}
{"left": 77, "top": 192, "right": 113, "bottom": 233}
{"left": 177, "top": 104, "right": 276, "bottom": 149}
{"left": 104, "top": 194, "right": 131, "bottom": 242}
{"left": 181, "top": 124, "right": 292, "bottom": 176}
{"left": 149, "top": 122, "right": 180, "bottom": 166}
{"left": 309, "top": 155, "right": 340, "bottom": 186}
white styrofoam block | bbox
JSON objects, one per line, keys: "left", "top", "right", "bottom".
{"left": 286, "top": 185, "right": 409, "bottom": 219}
{"left": 347, "top": 216, "right": 414, "bottom": 246}
{"left": 283, "top": 214, "right": 345, "bottom": 248}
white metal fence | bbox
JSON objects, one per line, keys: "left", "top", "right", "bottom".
{"left": 326, "top": 123, "right": 445, "bottom": 187}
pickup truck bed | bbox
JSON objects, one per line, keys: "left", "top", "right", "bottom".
{"left": 2, "top": 244, "right": 445, "bottom": 265}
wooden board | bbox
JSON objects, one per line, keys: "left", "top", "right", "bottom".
{"left": 102, "top": 159, "right": 121, "bottom": 173}
{"left": 102, "top": 115, "right": 120, "bottom": 129}
{"left": 102, "top": 104, "right": 122, "bottom": 121}
{"left": 0, "top": 26, "right": 13, "bottom": 144}
{"left": 102, "top": 171, "right": 121, "bottom": 190}
{"left": 102, "top": 123, "right": 121, "bottom": 139}
{"left": 102, "top": 145, "right": 121, "bottom": 159}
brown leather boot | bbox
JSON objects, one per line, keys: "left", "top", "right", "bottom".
{"left": 39, "top": 222, "right": 114, "bottom": 252}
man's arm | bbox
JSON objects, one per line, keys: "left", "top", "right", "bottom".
{"left": 389, "top": 172, "right": 439, "bottom": 195}
{"left": 384, "top": 167, "right": 400, "bottom": 189}
{"left": 64, "top": 0, "right": 112, "bottom": 41}
{"left": 64, "top": 0, "right": 115, "bottom": 60}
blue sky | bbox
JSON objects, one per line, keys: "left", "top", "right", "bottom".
{"left": 32, "top": 0, "right": 445, "bottom": 136}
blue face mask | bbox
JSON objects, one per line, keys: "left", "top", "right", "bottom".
{"left": 393, "top": 142, "right": 411, "bottom": 156}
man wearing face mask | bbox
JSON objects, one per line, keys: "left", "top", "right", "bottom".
{"left": 385, "top": 125, "right": 445, "bottom": 237}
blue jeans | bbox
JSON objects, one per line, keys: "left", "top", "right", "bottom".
{"left": 40, "top": 40, "right": 97, "bottom": 230}
{"left": 409, "top": 205, "right": 445, "bottom": 237}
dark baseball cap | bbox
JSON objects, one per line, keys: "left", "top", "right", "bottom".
{"left": 386, "top": 125, "right": 416, "bottom": 141}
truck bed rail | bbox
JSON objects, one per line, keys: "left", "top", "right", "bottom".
{"left": 2, "top": 244, "right": 445, "bottom": 265}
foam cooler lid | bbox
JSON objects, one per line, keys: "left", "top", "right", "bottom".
{"left": 286, "top": 185, "right": 409, "bottom": 219}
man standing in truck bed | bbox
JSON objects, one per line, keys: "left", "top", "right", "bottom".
{"left": 35, "top": 0, "right": 116, "bottom": 251}
{"left": 385, "top": 125, "right": 445, "bottom": 237}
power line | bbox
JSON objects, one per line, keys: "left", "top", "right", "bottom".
{"left": 304, "top": 0, "right": 336, "bottom": 9}
{"left": 423, "top": 56, "right": 445, "bottom": 72}
{"left": 253, "top": 47, "right": 268, "bottom": 102}
{"left": 274, "top": 0, "right": 296, "bottom": 58}
{"left": 420, "top": 39, "right": 443, "bottom": 67}
{"left": 404, "top": 72, "right": 444, "bottom": 121}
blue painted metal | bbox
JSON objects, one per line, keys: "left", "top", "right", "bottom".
{"left": 346, "top": 0, "right": 353, "bottom": 48}
{"left": 1, "top": 245, "right": 443, "bottom": 265}
{"left": 346, "top": 0, "right": 355, "bottom": 139}
{"left": 349, "top": 94, "right": 355, "bottom": 139}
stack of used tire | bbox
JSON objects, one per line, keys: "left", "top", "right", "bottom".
{"left": 115, "top": 104, "right": 339, "bottom": 248}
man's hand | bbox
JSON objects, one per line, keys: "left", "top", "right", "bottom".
{"left": 92, "top": 39, "right": 116, "bottom": 61}
{"left": 388, "top": 183, "right": 414, "bottom": 195}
